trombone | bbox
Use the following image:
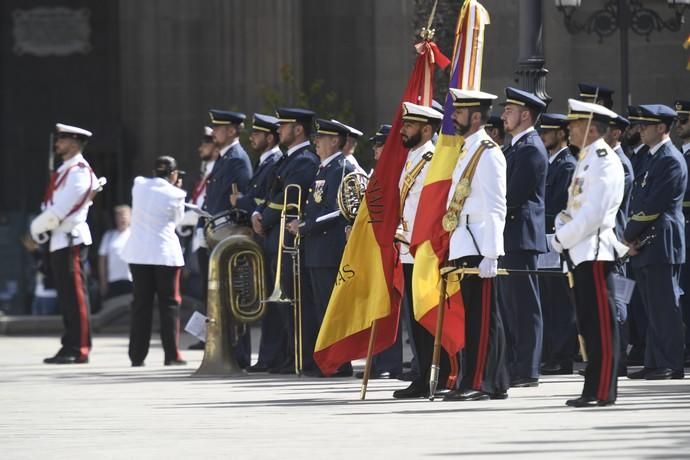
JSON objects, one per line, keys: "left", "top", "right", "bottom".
{"left": 264, "top": 183, "right": 303, "bottom": 375}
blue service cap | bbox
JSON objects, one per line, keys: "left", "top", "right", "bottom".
{"left": 209, "top": 109, "right": 246, "bottom": 126}
{"left": 369, "top": 124, "right": 391, "bottom": 143}
{"left": 629, "top": 104, "right": 677, "bottom": 125}
{"left": 275, "top": 107, "right": 315, "bottom": 124}
{"left": 609, "top": 115, "right": 630, "bottom": 130}
{"left": 315, "top": 118, "right": 349, "bottom": 136}
{"left": 578, "top": 83, "right": 614, "bottom": 108}
{"left": 251, "top": 113, "right": 279, "bottom": 133}
{"left": 501, "top": 87, "right": 547, "bottom": 112}
{"left": 674, "top": 100, "right": 690, "bottom": 116}
{"left": 538, "top": 113, "right": 569, "bottom": 130}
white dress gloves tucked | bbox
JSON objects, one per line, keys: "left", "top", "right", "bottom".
{"left": 478, "top": 257, "right": 498, "bottom": 278}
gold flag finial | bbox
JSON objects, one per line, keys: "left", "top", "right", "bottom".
{"left": 420, "top": 0, "right": 439, "bottom": 40}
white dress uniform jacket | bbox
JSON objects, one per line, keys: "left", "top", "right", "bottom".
{"left": 398, "top": 139, "right": 435, "bottom": 264}
{"left": 555, "top": 137, "right": 626, "bottom": 266}
{"left": 47, "top": 153, "right": 99, "bottom": 252}
{"left": 122, "top": 177, "right": 186, "bottom": 267}
{"left": 447, "top": 129, "right": 507, "bottom": 260}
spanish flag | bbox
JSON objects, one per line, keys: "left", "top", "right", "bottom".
{"left": 409, "top": 0, "right": 491, "bottom": 355}
{"left": 314, "top": 41, "right": 449, "bottom": 376}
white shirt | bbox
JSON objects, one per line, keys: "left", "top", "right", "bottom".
{"left": 218, "top": 138, "right": 240, "bottom": 158}
{"left": 320, "top": 151, "right": 341, "bottom": 167}
{"left": 447, "top": 129, "right": 507, "bottom": 260}
{"left": 549, "top": 146, "right": 568, "bottom": 164}
{"left": 510, "top": 126, "right": 535, "bottom": 146}
{"left": 398, "top": 139, "right": 434, "bottom": 264}
{"left": 287, "top": 141, "right": 311, "bottom": 157}
{"left": 648, "top": 138, "right": 671, "bottom": 156}
{"left": 345, "top": 154, "right": 366, "bottom": 174}
{"left": 555, "top": 137, "right": 627, "bottom": 266}
{"left": 46, "top": 153, "right": 99, "bottom": 252}
{"left": 259, "top": 146, "right": 282, "bottom": 165}
{"left": 98, "top": 228, "right": 133, "bottom": 282}
{"left": 122, "top": 177, "right": 186, "bottom": 267}
{"left": 633, "top": 144, "right": 645, "bottom": 155}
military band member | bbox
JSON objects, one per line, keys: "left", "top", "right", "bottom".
{"left": 551, "top": 99, "right": 625, "bottom": 407}
{"left": 252, "top": 107, "right": 320, "bottom": 374}
{"left": 230, "top": 114, "right": 284, "bottom": 372}
{"left": 675, "top": 100, "right": 690, "bottom": 366}
{"left": 122, "top": 156, "right": 187, "bottom": 366}
{"left": 440, "top": 89, "right": 510, "bottom": 401}
{"left": 498, "top": 87, "right": 549, "bottom": 387}
{"left": 537, "top": 113, "right": 577, "bottom": 375}
{"left": 286, "top": 119, "right": 355, "bottom": 377}
{"left": 392, "top": 102, "right": 445, "bottom": 399}
{"left": 196, "top": 109, "right": 253, "bottom": 367}
{"left": 32, "top": 123, "right": 100, "bottom": 364}
{"left": 625, "top": 104, "right": 687, "bottom": 380}
{"left": 334, "top": 120, "right": 366, "bottom": 174}
{"left": 183, "top": 127, "right": 218, "bottom": 232}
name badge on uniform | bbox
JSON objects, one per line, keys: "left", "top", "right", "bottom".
{"left": 313, "top": 180, "right": 326, "bottom": 204}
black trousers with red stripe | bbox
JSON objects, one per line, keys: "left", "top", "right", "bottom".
{"left": 50, "top": 244, "right": 92, "bottom": 358}
{"left": 455, "top": 257, "right": 510, "bottom": 394}
{"left": 573, "top": 261, "right": 619, "bottom": 402}
{"left": 128, "top": 264, "right": 183, "bottom": 364}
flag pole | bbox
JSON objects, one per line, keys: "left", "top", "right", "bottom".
{"left": 428, "top": 272, "right": 449, "bottom": 401}
{"left": 359, "top": 319, "right": 378, "bottom": 400}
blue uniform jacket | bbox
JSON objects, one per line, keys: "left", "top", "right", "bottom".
{"left": 258, "top": 144, "right": 319, "bottom": 256}
{"left": 624, "top": 141, "right": 687, "bottom": 267}
{"left": 614, "top": 144, "right": 634, "bottom": 240}
{"left": 201, "top": 142, "right": 252, "bottom": 220}
{"left": 682, "top": 151, "right": 690, "bottom": 249}
{"left": 300, "top": 154, "right": 354, "bottom": 268}
{"left": 235, "top": 153, "right": 280, "bottom": 216}
{"left": 545, "top": 147, "right": 576, "bottom": 234}
{"left": 503, "top": 129, "right": 549, "bottom": 253}
{"left": 628, "top": 145, "right": 650, "bottom": 212}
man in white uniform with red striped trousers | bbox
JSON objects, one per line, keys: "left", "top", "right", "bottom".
{"left": 551, "top": 99, "right": 626, "bottom": 407}
{"left": 31, "top": 123, "right": 100, "bottom": 364}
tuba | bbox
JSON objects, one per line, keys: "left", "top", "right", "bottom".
{"left": 337, "top": 171, "right": 369, "bottom": 222}
{"left": 194, "top": 208, "right": 266, "bottom": 376}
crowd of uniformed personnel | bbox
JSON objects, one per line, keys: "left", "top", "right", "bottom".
{"left": 30, "top": 80, "right": 690, "bottom": 407}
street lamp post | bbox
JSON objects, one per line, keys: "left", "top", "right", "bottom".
{"left": 555, "top": 0, "right": 690, "bottom": 110}
{"left": 516, "top": 0, "right": 551, "bottom": 103}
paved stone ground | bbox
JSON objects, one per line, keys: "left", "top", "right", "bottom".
{"left": 1, "top": 334, "right": 689, "bottom": 459}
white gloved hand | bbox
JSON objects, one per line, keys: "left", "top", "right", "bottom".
{"left": 478, "top": 257, "right": 498, "bottom": 278}
{"left": 30, "top": 209, "right": 60, "bottom": 243}
{"left": 551, "top": 234, "right": 564, "bottom": 253}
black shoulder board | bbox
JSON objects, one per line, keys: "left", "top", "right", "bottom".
{"left": 422, "top": 151, "right": 434, "bottom": 161}
{"left": 596, "top": 148, "right": 608, "bottom": 157}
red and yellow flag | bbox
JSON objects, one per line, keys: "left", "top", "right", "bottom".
{"left": 314, "top": 41, "right": 449, "bottom": 376}
{"left": 409, "top": 0, "right": 491, "bottom": 355}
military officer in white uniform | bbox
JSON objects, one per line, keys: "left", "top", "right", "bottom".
{"left": 392, "top": 102, "right": 445, "bottom": 399}
{"left": 31, "top": 123, "right": 100, "bottom": 364}
{"left": 440, "top": 89, "right": 511, "bottom": 401}
{"left": 551, "top": 99, "right": 626, "bottom": 407}
{"left": 122, "top": 156, "right": 187, "bottom": 367}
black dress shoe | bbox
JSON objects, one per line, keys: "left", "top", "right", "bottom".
{"left": 303, "top": 368, "right": 324, "bottom": 378}
{"left": 627, "top": 368, "right": 652, "bottom": 379}
{"left": 644, "top": 368, "right": 673, "bottom": 380}
{"left": 672, "top": 369, "right": 685, "bottom": 379}
{"left": 393, "top": 381, "right": 428, "bottom": 399}
{"left": 489, "top": 390, "right": 509, "bottom": 400}
{"left": 44, "top": 354, "right": 89, "bottom": 364}
{"left": 566, "top": 396, "right": 615, "bottom": 408}
{"left": 164, "top": 359, "right": 187, "bottom": 366}
{"left": 443, "top": 389, "right": 490, "bottom": 401}
{"left": 355, "top": 370, "right": 391, "bottom": 379}
{"left": 131, "top": 361, "right": 145, "bottom": 367}
{"left": 187, "top": 341, "right": 206, "bottom": 350}
{"left": 577, "top": 369, "right": 586, "bottom": 377}
{"left": 540, "top": 362, "right": 573, "bottom": 375}
{"left": 247, "top": 363, "right": 269, "bottom": 373}
{"left": 510, "top": 377, "right": 539, "bottom": 388}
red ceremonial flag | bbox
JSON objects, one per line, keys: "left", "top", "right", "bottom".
{"left": 409, "top": 0, "right": 491, "bottom": 355}
{"left": 314, "top": 41, "right": 449, "bottom": 376}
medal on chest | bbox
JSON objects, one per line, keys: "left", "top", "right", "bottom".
{"left": 313, "top": 180, "right": 326, "bottom": 204}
